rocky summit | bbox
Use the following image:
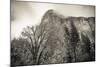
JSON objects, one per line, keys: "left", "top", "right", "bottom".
{"left": 38, "top": 9, "right": 95, "bottom": 64}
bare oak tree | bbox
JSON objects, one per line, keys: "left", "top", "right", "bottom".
{"left": 21, "top": 24, "right": 48, "bottom": 64}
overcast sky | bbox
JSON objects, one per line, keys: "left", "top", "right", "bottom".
{"left": 11, "top": 1, "right": 95, "bottom": 39}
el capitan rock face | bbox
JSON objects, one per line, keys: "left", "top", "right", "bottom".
{"left": 39, "top": 10, "right": 67, "bottom": 64}
{"left": 38, "top": 9, "right": 95, "bottom": 64}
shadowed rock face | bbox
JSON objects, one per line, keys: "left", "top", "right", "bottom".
{"left": 39, "top": 9, "right": 95, "bottom": 64}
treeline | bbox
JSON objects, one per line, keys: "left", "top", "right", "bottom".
{"left": 11, "top": 24, "right": 49, "bottom": 66}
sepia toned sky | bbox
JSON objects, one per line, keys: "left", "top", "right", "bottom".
{"left": 11, "top": 1, "right": 95, "bottom": 39}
